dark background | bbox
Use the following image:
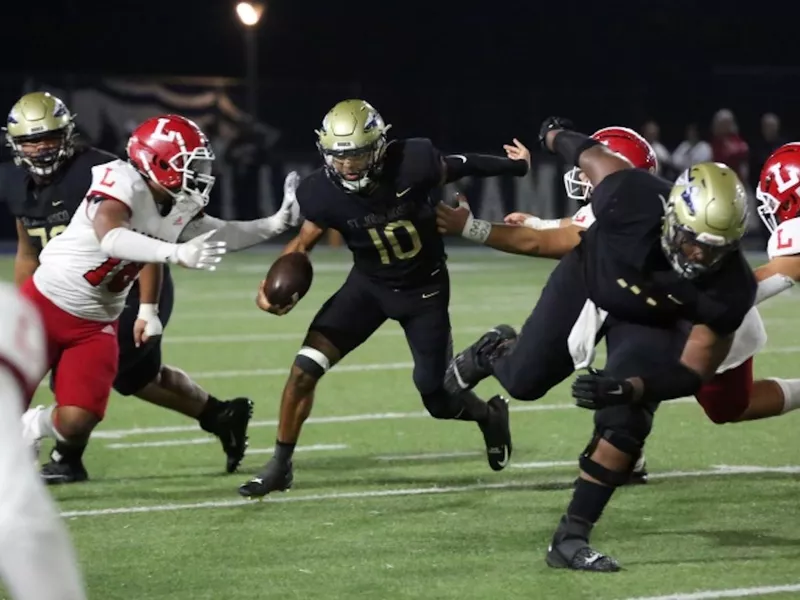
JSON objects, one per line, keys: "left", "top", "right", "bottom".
{"left": 0, "top": 0, "right": 797, "bottom": 241}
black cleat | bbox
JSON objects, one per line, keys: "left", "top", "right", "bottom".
{"left": 628, "top": 454, "right": 648, "bottom": 485}
{"left": 203, "top": 398, "right": 253, "bottom": 473}
{"left": 238, "top": 458, "right": 294, "bottom": 498}
{"left": 444, "top": 325, "right": 518, "bottom": 394}
{"left": 546, "top": 544, "right": 621, "bottom": 572}
{"left": 41, "top": 455, "right": 89, "bottom": 486}
{"left": 480, "top": 395, "right": 512, "bottom": 471}
{"left": 546, "top": 515, "right": 621, "bottom": 572}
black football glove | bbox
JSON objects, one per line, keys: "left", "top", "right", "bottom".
{"left": 571, "top": 368, "right": 635, "bottom": 410}
{"left": 538, "top": 116, "right": 575, "bottom": 152}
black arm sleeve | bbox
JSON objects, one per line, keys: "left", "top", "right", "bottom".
{"left": 639, "top": 363, "right": 703, "bottom": 403}
{"left": 551, "top": 131, "right": 601, "bottom": 167}
{"left": 444, "top": 153, "right": 528, "bottom": 183}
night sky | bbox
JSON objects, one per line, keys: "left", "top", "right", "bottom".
{"left": 2, "top": 1, "right": 799, "bottom": 148}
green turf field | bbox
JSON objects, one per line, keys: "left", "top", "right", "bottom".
{"left": 8, "top": 247, "right": 800, "bottom": 600}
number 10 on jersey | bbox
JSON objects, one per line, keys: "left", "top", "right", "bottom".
{"left": 368, "top": 220, "right": 422, "bottom": 264}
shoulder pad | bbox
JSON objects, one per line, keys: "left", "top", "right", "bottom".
{"left": 88, "top": 160, "right": 149, "bottom": 209}
{"left": 768, "top": 217, "right": 800, "bottom": 258}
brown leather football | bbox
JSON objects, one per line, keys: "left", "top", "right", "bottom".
{"left": 263, "top": 252, "right": 313, "bottom": 307}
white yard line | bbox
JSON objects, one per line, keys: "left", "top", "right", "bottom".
{"left": 91, "top": 398, "right": 696, "bottom": 440}
{"left": 375, "top": 451, "right": 482, "bottom": 461}
{"left": 59, "top": 464, "right": 799, "bottom": 519}
{"left": 624, "top": 582, "right": 800, "bottom": 600}
{"left": 247, "top": 444, "right": 347, "bottom": 455}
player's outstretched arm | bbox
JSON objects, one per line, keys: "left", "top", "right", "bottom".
{"left": 573, "top": 325, "right": 732, "bottom": 410}
{"left": 436, "top": 200, "right": 580, "bottom": 259}
{"left": 441, "top": 138, "right": 531, "bottom": 184}
{"left": 540, "top": 117, "right": 631, "bottom": 189}
{"left": 91, "top": 199, "right": 226, "bottom": 271}
{"left": 13, "top": 220, "right": 39, "bottom": 287}
{"left": 753, "top": 257, "right": 799, "bottom": 304}
{"left": 505, "top": 212, "right": 571, "bottom": 229}
{"left": 178, "top": 172, "right": 303, "bottom": 251}
{"left": 254, "top": 220, "right": 327, "bottom": 316}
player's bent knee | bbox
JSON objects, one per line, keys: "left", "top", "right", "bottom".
{"left": 53, "top": 406, "right": 101, "bottom": 440}
{"left": 579, "top": 428, "right": 643, "bottom": 487}
{"left": 421, "top": 390, "right": 462, "bottom": 420}
{"left": 294, "top": 347, "right": 331, "bottom": 379}
{"left": 501, "top": 372, "right": 549, "bottom": 401}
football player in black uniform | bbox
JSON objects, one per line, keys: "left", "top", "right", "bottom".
{"left": 238, "top": 99, "right": 530, "bottom": 497}
{"left": 439, "top": 118, "right": 755, "bottom": 571}
{"left": 2, "top": 92, "right": 255, "bottom": 483}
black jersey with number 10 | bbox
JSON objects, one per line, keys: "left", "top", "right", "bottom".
{"left": 296, "top": 138, "right": 446, "bottom": 288}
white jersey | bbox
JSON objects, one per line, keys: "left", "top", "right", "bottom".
{"left": 33, "top": 159, "right": 201, "bottom": 322}
{"left": 767, "top": 216, "right": 800, "bottom": 259}
{"left": 571, "top": 204, "right": 596, "bottom": 229}
{"left": 0, "top": 284, "right": 87, "bottom": 600}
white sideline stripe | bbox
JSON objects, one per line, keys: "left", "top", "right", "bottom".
{"left": 624, "top": 582, "right": 800, "bottom": 600}
{"left": 512, "top": 460, "right": 575, "bottom": 469}
{"left": 59, "top": 464, "right": 799, "bottom": 519}
{"left": 106, "top": 438, "right": 347, "bottom": 452}
{"left": 90, "top": 398, "right": 695, "bottom": 440}
{"left": 376, "top": 451, "right": 482, "bottom": 461}
{"left": 163, "top": 325, "right": 493, "bottom": 344}
{"left": 247, "top": 444, "right": 347, "bottom": 455}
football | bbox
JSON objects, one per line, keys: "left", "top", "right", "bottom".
{"left": 263, "top": 252, "right": 314, "bottom": 307}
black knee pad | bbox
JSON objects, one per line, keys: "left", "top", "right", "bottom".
{"left": 578, "top": 428, "right": 644, "bottom": 487}
{"left": 421, "top": 390, "right": 463, "bottom": 420}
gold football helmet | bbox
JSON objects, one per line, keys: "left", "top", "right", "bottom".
{"left": 662, "top": 162, "right": 748, "bottom": 279}
{"left": 315, "top": 99, "right": 391, "bottom": 192}
{"left": 5, "top": 91, "right": 76, "bottom": 176}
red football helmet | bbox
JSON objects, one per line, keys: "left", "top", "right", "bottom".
{"left": 564, "top": 126, "right": 658, "bottom": 203}
{"left": 126, "top": 114, "right": 215, "bottom": 209}
{"left": 756, "top": 142, "right": 800, "bottom": 233}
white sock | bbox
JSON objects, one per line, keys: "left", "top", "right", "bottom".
{"left": 768, "top": 378, "right": 800, "bottom": 414}
{"left": 29, "top": 405, "right": 66, "bottom": 442}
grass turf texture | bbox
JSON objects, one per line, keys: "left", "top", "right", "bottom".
{"left": 6, "top": 247, "right": 800, "bottom": 600}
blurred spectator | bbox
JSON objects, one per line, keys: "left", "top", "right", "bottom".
{"left": 710, "top": 108, "right": 749, "bottom": 184}
{"left": 672, "top": 123, "right": 713, "bottom": 172}
{"left": 750, "top": 112, "right": 786, "bottom": 187}
{"left": 641, "top": 120, "right": 673, "bottom": 178}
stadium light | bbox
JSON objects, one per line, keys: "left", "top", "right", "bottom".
{"left": 236, "top": 2, "right": 264, "bottom": 27}
{"left": 235, "top": 2, "right": 266, "bottom": 118}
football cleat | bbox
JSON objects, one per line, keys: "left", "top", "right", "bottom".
{"left": 201, "top": 398, "right": 253, "bottom": 473}
{"left": 40, "top": 455, "right": 89, "bottom": 486}
{"left": 238, "top": 457, "right": 294, "bottom": 498}
{"left": 479, "top": 395, "right": 512, "bottom": 471}
{"left": 546, "top": 544, "right": 621, "bottom": 572}
{"left": 546, "top": 515, "right": 620, "bottom": 572}
{"left": 444, "top": 325, "right": 518, "bottom": 393}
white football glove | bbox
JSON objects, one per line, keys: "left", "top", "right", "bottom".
{"left": 134, "top": 303, "right": 163, "bottom": 347}
{"left": 280, "top": 171, "right": 302, "bottom": 227}
{"left": 169, "top": 229, "right": 227, "bottom": 270}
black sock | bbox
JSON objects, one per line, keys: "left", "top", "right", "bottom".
{"left": 198, "top": 396, "right": 224, "bottom": 429}
{"left": 52, "top": 440, "right": 87, "bottom": 464}
{"left": 274, "top": 440, "right": 296, "bottom": 464}
{"left": 567, "top": 478, "right": 616, "bottom": 525}
{"left": 456, "top": 390, "right": 490, "bottom": 423}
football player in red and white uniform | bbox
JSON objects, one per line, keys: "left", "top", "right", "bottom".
{"left": 0, "top": 283, "right": 87, "bottom": 600}
{"left": 19, "top": 114, "right": 298, "bottom": 476}
{"left": 437, "top": 132, "right": 800, "bottom": 458}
